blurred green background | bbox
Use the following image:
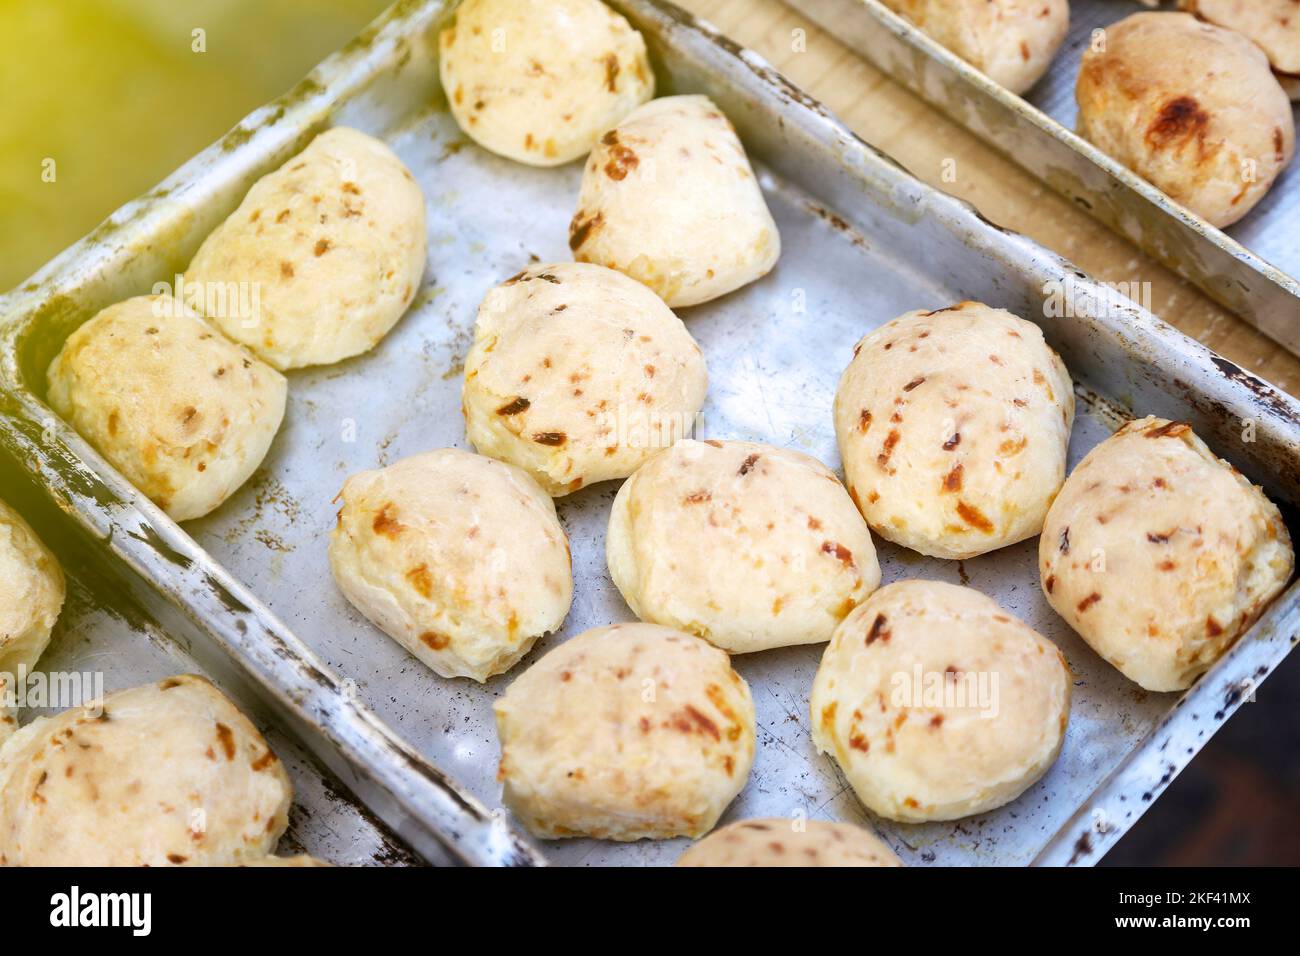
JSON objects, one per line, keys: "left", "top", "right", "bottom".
{"left": 0, "top": 0, "right": 390, "bottom": 292}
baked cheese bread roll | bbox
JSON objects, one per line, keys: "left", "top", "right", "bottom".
{"left": 1040, "top": 416, "right": 1294, "bottom": 692}
{"left": 676, "top": 818, "right": 902, "bottom": 867}
{"left": 833, "top": 302, "right": 1073, "bottom": 559}
{"left": 0, "top": 500, "right": 65, "bottom": 744}
{"left": 439, "top": 0, "right": 654, "bottom": 165}
{"left": 1180, "top": 0, "right": 1300, "bottom": 100}
{"left": 462, "top": 262, "right": 707, "bottom": 496}
{"left": 329, "top": 448, "right": 573, "bottom": 682}
{"left": 569, "top": 95, "right": 780, "bottom": 308}
{"left": 46, "top": 294, "right": 287, "bottom": 522}
{"left": 494, "top": 623, "right": 755, "bottom": 840}
{"left": 811, "top": 580, "right": 1071, "bottom": 822}
{"left": 878, "top": 0, "right": 1070, "bottom": 94}
{"left": 1076, "top": 12, "right": 1294, "bottom": 228}
{"left": 185, "top": 127, "right": 426, "bottom": 369}
{"left": 0, "top": 675, "right": 291, "bottom": 866}
{"left": 607, "top": 439, "right": 880, "bottom": 653}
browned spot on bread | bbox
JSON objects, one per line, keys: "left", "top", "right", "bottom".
{"left": 956, "top": 500, "right": 993, "bottom": 533}
{"left": 738, "top": 453, "right": 760, "bottom": 476}
{"left": 669, "top": 705, "right": 720, "bottom": 741}
{"left": 998, "top": 436, "right": 1027, "bottom": 456}
{"left": 821, "top": 541, "right": 853, "bottom": 566}
{"left": 684, "top": 490, "right": 712, "bottom": 504}
{"left": 342, "top": 181, "right": 361, "bottom": 195}
{"left": 865, "top": 613, "right": 890, "bottom": 645}
{"left": 1059, "top": 527, "right": 1070, "bottom": 554}
{"left": 1146, "top": 96, "right": 1210, "bottom": 153}
{"left": 903, "top": 375, "right": 925, "bottom": 392}
{"left": 406, "top": 564, "right": 433, "bottom": 598}
{"left": 251, "top": 749, "right": 278, "bottom": 772}
{"left": 603, "top": 52, "right": 619, "bottom": 92}
{"left": 929, "top": 714, "right": 944, "bottom": 728}
{"left": 496, "top": 396, "right": 530, "bottom": 415}
{"left": 1147, "top": 531, "right": 1172, "bottom": 544}
{"left": 807, "top": 515, "right": 822, "bottom": 530}
{"left": 820, "top": 701, "right": 837, "bottom": 728}
{"left": 1145, "top": 420, "right": 1190, "bottom": 439}
{"left": 167, "top": 853, "right": 188, "bottom": 864}
{"left": 1275, "top": 127, "right": 1286, "bottom": 162}
{"left": 604, "top": 144, "right": 639, "bottom": 180}
{"left": 1206, "top": 615, "right": 1223, "bottom": 637}
{"left": 943, "top": 431, "right": 960, "bottom": 450}
{"left": 279, "top": 260, "right": 294, "bottom": 278}
{"left": 849, "top": 732, "right": 869, "bottom": 752}
{"left": 942, "top": 463, "right": 963, "bottom": 493}
{"left": 1045, "top": 574, "right": 1055, "bottom": 593}
{"left": 1020, "top": 40, "right": 1031, "bottom": 61}
{"left": 420, "top": 631, "right": 450, "bottom": 650}
{"left": 859, "top": 409, "right": 872, "bottom": 433}
{"left": 1077, "top": 592, "right": 1102, "bottom": 613}
{"left": 568, "top": 211, "right": 603, "bottom": 251}
{"left": 215, "top": 722, "right": 236, "bottom": 760}
{"left": 878, "top": 429, "right": 900, "bottom": 469}
{"left": 159, "top": 677, "right": 184, "bottom": 690}
{"left": 372, "top": 503, "right": 404, "bottom": 538}
{"left": 532, "top": 431, "right": 566, "bottom": 446}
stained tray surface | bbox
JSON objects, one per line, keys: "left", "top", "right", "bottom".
{"left": 3, "top": 0, "right": 1300, "bottom": 867}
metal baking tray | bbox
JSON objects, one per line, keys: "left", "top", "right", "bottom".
{"left": 782, "top": 0, "right": 1300, "bottom": 355}
{"left": 2, "top": 0, "right": 1299, "bottom": 867}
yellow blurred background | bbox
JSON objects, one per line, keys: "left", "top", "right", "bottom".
{"left": 0, "top": 0, "right": 390, "bottom": 292}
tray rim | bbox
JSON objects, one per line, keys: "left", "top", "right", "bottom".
{"left": 1, "top": 0, "right": 1299, "bottom": 866}
{"left": 779, "top": 0, "right": 1300, "bottom": 354}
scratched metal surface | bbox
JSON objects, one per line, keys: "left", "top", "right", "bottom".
{"left": 3, "top": 0, "right": 1300, "bottom": 866}
{"left": 785, "top": 0, "right": 1300, "bottom": 355}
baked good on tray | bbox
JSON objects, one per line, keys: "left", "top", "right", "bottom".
{"left": 494, "top": 622, "right": 755, "bottom": 840}
{"left": 810, "top": 580, "right": 1072, "bottom": 822}
{"left": 329, "top": 448, "right": 573, "bottom": 682}
{"left": 607, "top": 438, "right": 880, "bottom": 653}
{"left": 462, "top": 262, "right": 707, "bottom": 495}
{"left": 1040, "top": 415, "right": 1294, "bottom": 692}
{"left": 833, "top": 301, "right": 1074, "bottom": 559}
{"left": 1076, "top": 12, "right": 1295, "bottom": 228}
{"left": 439, "top": 0, "right": 654, "bottom": 165}
{"left": 569, "top": 95, "right": 781, "bottom": 307}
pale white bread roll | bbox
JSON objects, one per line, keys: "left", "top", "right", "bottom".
{"left": 494, "top": 623, "right": 755, "bottom": 840}
{"left": 0, "top": 675, "right": 292, "bottom": 866}
{"left": 45, "top": 294, "right": 287, "bottom": 522}
{"left": 1076, "top": 12, "right": 1294, "bottom": 228}
{"left": 810, "top": 580, "right": 1071, "bottom": 822}
{"left": 184, "top": 126, "right": 426, "bottom": 369}
{"left": 833, "top": 302, "right": 1074, "bottom": 559}
{"left": 878, "top": 0, "right": 1070, "bottom": 94}
{"left": 1040, "top": 416, "right": 1294, "bottom": 692}
{"left": 569, "top": 95, "right": 780, "bottom": 308}
{"left": 1180, "top": 0, "right": 1300, "bottom": 99}
{"left": 0, "top": 500, "right": 66, "bottom": 744}
{"left": 675, "top": 818, "right": 903, "bottom": 867}
{"left": 462, "top": 262, "right": 707, "bottom": 496}
{"left": 328, "top": 448, "right": 573, "bottom": 682}
{"left": 607, "top": 439, "right": 881, "bottom": 653}
{"left": 439, "top": 0, "right": 654, "bottom": 165}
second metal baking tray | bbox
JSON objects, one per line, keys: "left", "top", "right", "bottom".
{"left": 3, "top": 0, "right": 1300, "bottom": 865}
{"left": 783, "top": 0, "right": 1300, "bottom": 355}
